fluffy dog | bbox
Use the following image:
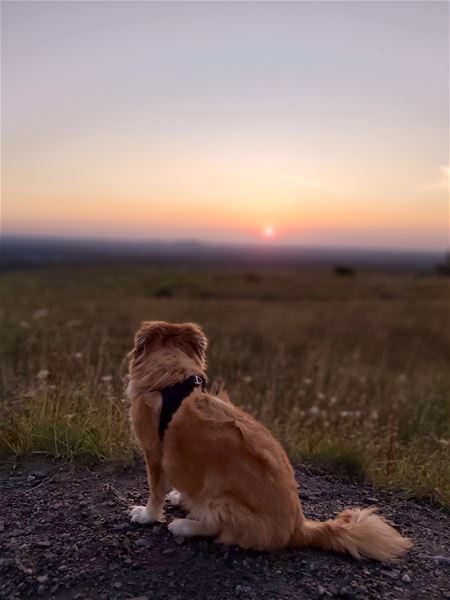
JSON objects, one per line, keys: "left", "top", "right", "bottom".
{"left": 127, "top": 321, "right": 412, "bottom": 560}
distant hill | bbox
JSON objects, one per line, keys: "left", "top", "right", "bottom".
{"left": 0, "top": 235, "right": 445, "bottom": 272}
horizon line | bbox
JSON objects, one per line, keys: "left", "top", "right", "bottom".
{"left": 1, "top": 232, "right": 448, "bottom": 256}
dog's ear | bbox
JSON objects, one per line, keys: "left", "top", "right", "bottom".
{"left": 177, "top": 322, "right": 208, "bottom": 368}
{"left": 129, "top": 321, "right": 164, "bottom": 367}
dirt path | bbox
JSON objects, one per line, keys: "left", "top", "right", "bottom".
{"left": 1, "top": 459, "right": 449, "bottom": 600}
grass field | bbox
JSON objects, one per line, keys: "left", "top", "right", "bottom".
{"left": 1, "top": 266, "right": 449, "bottom": 506}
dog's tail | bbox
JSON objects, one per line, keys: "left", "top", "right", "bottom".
{"left": 291, "top": 506, "right": 412, "bottom": 561}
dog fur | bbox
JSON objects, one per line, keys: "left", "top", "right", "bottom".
{"left": 127, "top": 321, "right": 412, "bottom": 560}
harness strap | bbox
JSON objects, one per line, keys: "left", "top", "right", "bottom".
{"left": 158, "top": 375, "right": 206, "bottom": 439}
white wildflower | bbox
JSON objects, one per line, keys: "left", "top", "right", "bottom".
{"left": 36, "top": 369, "right": 49, "bottom": 381}
{"left": 32, "top": 309, "right": 48, "bottom": 320}
{"left": 66, "top": 319, "right": 82, "bottom": 328}
{"left": 340, "top": 410, "right": 361, "bottom": 418}
{"left": 101, "top": 375, "right": 113, "bottom": 382}
{"left": 309, "top": 406, "right": 320, "bottom": 417}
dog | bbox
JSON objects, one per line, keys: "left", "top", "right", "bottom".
{"left": 127, "top": 320, "right": 412, "bottom": 559}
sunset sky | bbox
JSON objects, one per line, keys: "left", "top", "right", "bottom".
{"left": 2, "top": 1, "right": 449, "bottom": 250}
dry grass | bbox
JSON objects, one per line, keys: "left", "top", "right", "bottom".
{"left": 1, "top": 266, "right": 449, "bottom": 505}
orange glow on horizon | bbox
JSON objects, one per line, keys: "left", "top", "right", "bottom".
{"left": 262, "top": 225, "right": 275, "bottom": 239}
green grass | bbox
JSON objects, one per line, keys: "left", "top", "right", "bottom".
{"left": 1, "top": 266, "right": 449, "bottom": 506}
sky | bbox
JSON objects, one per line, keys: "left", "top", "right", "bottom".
{"left": 1, "top": 1, "right": 449, "bottom": 250}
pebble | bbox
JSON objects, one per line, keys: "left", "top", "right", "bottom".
{"left": 0, "top": 521, "right": 5, "bottom": 532}
{"left": 135, "top": 538, "right": 151, "bottom": 547}
{"left": 401, "top": 573, "right": 411, "bottom": 583}
{"left": 381, "top": 569, "right": 400, "bottom": 579}
{"left": 318, "top": 584, "right": 331, "bottom": 596}
{"left": 162, "top": 548, "right": 176, "bottom": 555}
{"left": 36, "top": 576, "right": 48, "bottom": 584}
{"left": 235, "top": 584, "right": 252, "bottom": 593}
{"left": 432, "top": 555, "right": 450, "bottom": 566}
{"left": 8, "top": 529, "right": 24, "bottom": 537}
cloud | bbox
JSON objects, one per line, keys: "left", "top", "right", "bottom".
{"left": 423, "top": 166, "right": 449, "bottom": 192}
{"left": 283, "top": 174, "right": 333, "bottom": 192}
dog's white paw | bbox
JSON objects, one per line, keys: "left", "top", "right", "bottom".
{"left": 168, "top": 518, "right": 193, "bottom": 537}
{"left": 130, "top": 505, "right": 163, "bottom": 525}
{"left": 166, "top": 489, "right": 182, "bottom": 506}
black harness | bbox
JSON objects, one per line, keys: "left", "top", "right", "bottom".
{"left": 158, "top": 375, "right": 206, "bottom": 439}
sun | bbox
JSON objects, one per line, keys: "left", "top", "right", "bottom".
{"left": 262, "top": 225, "right": 275, "bottom": 239}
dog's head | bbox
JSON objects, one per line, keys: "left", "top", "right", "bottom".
{"left": 129, "top": 321, "right": 208, "bottom": 372}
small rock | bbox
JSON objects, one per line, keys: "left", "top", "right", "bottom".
{"left": 36, "top": 540, "right": 51, "bottom": 548}
{"left": 27, "top": 475, "right": 36, "bottom": 483}
{"left": 162, "top": 548, "right": 176, "bottom": 555}
{"left": 235, "top": 584, "right": 252, "bottom": 593}
{"left": 37, "top": 585, "right": 45, "bottom": 595}
{"left": 113, "top": 582, "right": 122, "bottom": 589}
{"left": 381, "top": 569, "right": 400, "bottom": 579}
{"left": 432, "top": 555, "right": 450, "bottom": 566}
{"left": 0, "top": 521, "right": 5, "bottom": 532}
{"left": 9, "top": 529, "right": 25, "bottom": 537}
{"left": 318, "top": 585, "right": 331, "bottom": 596}
{"left": 401, "top": 573, "right": 411, "bottom": 583}
{"left": 0, "top": 558, "right": 14, "bottom": 570}
{"left": 36, "top": 369, "right": 49, "bottom": 381}
{"left": 135, "top": 538, "right": 151, "bottom": 548}
{"left": 36, "top": 575, "right": 48, "bottom": 584}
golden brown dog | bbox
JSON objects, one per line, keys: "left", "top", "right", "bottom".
{"left": 127, "top": 321, "right": 412, "bottom": 560}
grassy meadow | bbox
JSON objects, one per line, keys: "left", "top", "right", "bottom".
{"left": 1, "top": 266, "right": 449, "bottom": 505}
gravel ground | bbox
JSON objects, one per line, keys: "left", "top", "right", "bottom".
{"left": 1, "top": 458, "right": 449, "bottom": 600}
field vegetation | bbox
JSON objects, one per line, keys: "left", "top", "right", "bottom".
{"left": 1, "top": 266, "right": 449, "bottom": 505}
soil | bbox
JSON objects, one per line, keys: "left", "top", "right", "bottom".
{"left": 1, "top": 458, "right": 449, "bottom": 600}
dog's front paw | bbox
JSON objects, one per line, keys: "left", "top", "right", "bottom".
{"left": 168, "top": 518, "right": 194, "bottom": 537}
{"left": 130, "top": 505, "right": 164, "bottom": 525}
{"left": 166, "top": 489, "right": 182, "bottom": 506}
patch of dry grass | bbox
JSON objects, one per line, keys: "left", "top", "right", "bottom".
{"left": 1, "top": 266, "right": 449, "bottom": 505}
